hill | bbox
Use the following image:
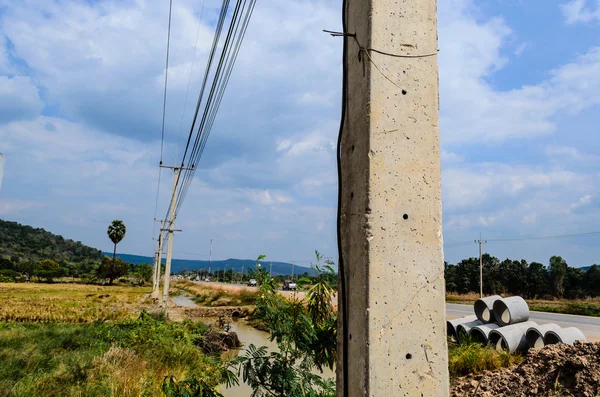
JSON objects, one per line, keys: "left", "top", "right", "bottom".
{"left": 0, "top": 219, "right": 103, "bottom": 265}
{"left": 112, "top": 253, "right": 315, "bottom": 277}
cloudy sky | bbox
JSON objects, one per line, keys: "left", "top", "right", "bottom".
{"left": 0, "top": 0, "right": 599, "bottom": 268}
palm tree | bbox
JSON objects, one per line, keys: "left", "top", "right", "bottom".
{"left": 107, "top": 220, "right": 127, "bottom": 261}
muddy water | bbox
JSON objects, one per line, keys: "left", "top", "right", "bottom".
{"left": 217, "top": 318, "right": 335, "bottom": 397}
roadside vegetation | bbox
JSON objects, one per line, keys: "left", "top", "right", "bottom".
{"left": 173, "top": 280, "right": 259, "bottom": 307}
{"left": 226, "top": 252, "right": 337, "bottom": 396}
{"left": 447, "top": 292, "right": 600, "bottom": 317}
{"left": 447, "top": 337, "right": 523, "bottom": 379}
{"left": 0, "top": 313, "right": 229, "bottom": 397}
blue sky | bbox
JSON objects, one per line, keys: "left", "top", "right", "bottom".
{"left": 0, "top": 0, "right": 599, "bottom": 268}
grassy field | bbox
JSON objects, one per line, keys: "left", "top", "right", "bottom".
{"left": 0, "top": 314, "right": 224, "bottom": 396}
{"left": 448, "top": 338, "right": 523, "bottom": 379}
{"left": 0, "top": 283, "right": 153, "bottom": 323}
{"left": 0, "top": 282, "right": 229, "bottom": 396}
{"left": 173, "top": 280, "right": 259, "bottom": 307}
{"left": 446, "top": 292, "right": 600, "bottom": 317}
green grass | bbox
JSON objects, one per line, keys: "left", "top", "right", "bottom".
{"left": 529, "top": 301, "right": 600, "bottom": 317}
{"left": 173, "top": 281, "right": 259, "bottom": 307}
{"left": 0, "top": 313, "right": 225, "bottom": 397}
{"left": 448, "top": 338, "right": 523, "bottom": 378}
{"left": 447, "top": 293, "right": 600, "bottom": 318}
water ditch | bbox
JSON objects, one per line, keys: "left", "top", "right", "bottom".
{"left": 171, "top": 294, "right": 334, "bottom": 396}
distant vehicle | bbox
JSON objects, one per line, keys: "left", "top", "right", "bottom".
{"left": 247, "top": 279, "right": 257, "bottom": 287}
{"left": 282, "top": 280, "right": 297, "bottom": 291}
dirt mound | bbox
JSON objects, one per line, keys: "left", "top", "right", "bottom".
{"left": 451, "top": 342, "right": 600, "bottom": 397}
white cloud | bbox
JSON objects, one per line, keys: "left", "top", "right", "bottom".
{"left": 0, "top": 76, "right": 43, "bottom": 124}
{"left": 569, "top": 194, "right": 593, "bottom": 211}
{"left": 0, "top": 200, "right": 44, "bottom": 215}
{"left": 561, "top": 0, "right": 600, "bottom": 24}
{"left": 440, "top": 1, "right": 600, "bottom": 145}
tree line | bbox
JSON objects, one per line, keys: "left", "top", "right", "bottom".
{"left": 445, "top": 255, "right": 600, "bottom": 299}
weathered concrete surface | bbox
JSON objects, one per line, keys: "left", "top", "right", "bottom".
{"left": 338, "top": 0, "right": 448, "bottom": 395}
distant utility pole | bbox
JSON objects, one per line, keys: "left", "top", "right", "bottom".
{"left": 160, "top": 164, "right": 191, "bottom": 314}
{"left": 270, "top": 262, "right": 272, "bottom": 277}
{"left": 475, "top": 234, "right": 488, "bottom": 298}
{"left": 241, "top": 265, "right": 244, "bottom": 284}
{"left": 291, "top": 261, "right": 295, "bottom": 281}
{"left": 151, "top": 219, "right": 166, "bottom": 299}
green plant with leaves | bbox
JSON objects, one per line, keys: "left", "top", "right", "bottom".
{"left": 228, "top": 252, "right": 337, "bottom": 396}
{"left": 96, "top": 256, "right": 129, "bottom": 285}
{"left": 107, "top": 220, "right": 127, "bottom": 261}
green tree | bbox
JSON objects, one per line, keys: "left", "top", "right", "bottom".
{"left": 96, "top": 257, "right": 129, "bottom": 285}
{"left": 527, "top": 262, "right": 550, "bottom": 298}
{"left": 585, "top": 264, "right": 600, "bottom": 297}
{"left": 34, "top": 259, "right": 66, "bottom": 282}
{"left": 135, "top": 263, "right": 153, "bottom": 285}
{"left": 549, "top": 256, "right": 568, "bottom": 298}
{"left": 107, "top": 220, "right": 126, "bottom": 262}
{"left": 228, "top": 252, "right": 336, "bottom": 396}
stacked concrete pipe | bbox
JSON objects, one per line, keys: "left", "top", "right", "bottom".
{"left": 545, "top": 327, "right": 587, "bottom": 345}
{"left": 456, "top": 320, "right": 483, "bottom": 344}
{"left": 447, "top": 315, "right": 477, "bottom": 339}
{"left": 488, "top": 321, "right": 538, "bottom": 353}
{"left": 470, "top": 323, "right": 500, "bottom": 345}
{"left": 474, "top": 295, "right": 502, "bottom": 323}
{"left": 493, "top": 296, "right": 530, "bottom": 326}
{"left": 526, "top": 323, "right": 562, "bottom": 350}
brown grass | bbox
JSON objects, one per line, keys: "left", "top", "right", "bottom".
{"left": 0, "top": 283, "right": 152, "bottom": 323}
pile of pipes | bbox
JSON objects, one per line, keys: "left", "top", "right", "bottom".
{"left": 447, "top": 295, "right": 587, "bottom": 353}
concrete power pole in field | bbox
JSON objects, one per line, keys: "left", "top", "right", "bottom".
{"left": 337, "top": 0, "right": 449, "bottom": 395}
{"left": 152, "top": 219, "right": 166, "bottom": 300}
{"left": 160, "top": 165, "right": 190, "bottom": 314}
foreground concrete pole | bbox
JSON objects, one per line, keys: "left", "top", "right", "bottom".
{"left": 337, "top": 0, "right": 449, "bottom": 395}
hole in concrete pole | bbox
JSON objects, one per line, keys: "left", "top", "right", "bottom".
{"left": 405, "top": 353, "right": 412, "bottom": 359}
{"left": 403, "top": 214, "right": 409, "bottom": 220}
{"left": 349, "top": 334, "right": 353, "bottom": 341}
{"left": 350, "top": 192, "right": 354, "bottom": 199}
{"left": 402, "top": 89, "right": 407, "bottom": 95}
{"left": 351, "top": 144, "right": 355, "bottom": 152}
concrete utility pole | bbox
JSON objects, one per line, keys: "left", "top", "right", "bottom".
{"left": 160, "top": 165, "right": 190, "bottom": 314}
{"left": 151, "top": 219, "right": 166, "bottom": 299}
{"left": 337, "top": 0, "right": 449, "bottom": 395}
{"left": 269, "top": 262, "right": 272, "bottom": 277}
{"left": 475, "top": 235, "right": 487, "bottom": 298}
{"left": 291, "top": 261, "right": 294, "bottom": 281}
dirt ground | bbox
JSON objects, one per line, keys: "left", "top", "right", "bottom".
{"left": 451, "top": 342, "right": 600, "bottom": 397}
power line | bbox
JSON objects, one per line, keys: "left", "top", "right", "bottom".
{"left": 174, "top": 0, "right": 257, "bottom": 217}
{"left": 174, "top": 0, "right": 207, "bottom": 164}
{"left": 152, "top": 0, "right": 175, "bottom": 239}
{"left": 160, "top": 0, "right": 174, "bottom": 164}
{"left": 444, "top": 231, "right": 600, "bottom": 249}
{"left": 487, "top": 231, "right": 600, "bottom": 242}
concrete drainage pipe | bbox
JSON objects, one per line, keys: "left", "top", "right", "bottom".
{"left": 447, "top": 315, "right": 477, "bottom": 339}
{"left": 456, "top": 320, "right": 483, "bottom": 344}
{"left": 493, "top": 296, "right": 530, "bottom": 326}
{"left": 488, "top": 321, "right": 537, "bottom": 353}
{"left": 474, "top": 295, "right": 502, "bottom": 324}
{"left": 470, "top": 323, "right": 500, "bottom": 345}
{"left": 525, "top": 324, "right": 562, "bottom": 350}
{"left": 544, "top": 327, "right": 587, "bottom": 345}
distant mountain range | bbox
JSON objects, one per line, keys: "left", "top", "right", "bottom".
{"left": 108, "top": 253, "right": 316, "bottom": 277}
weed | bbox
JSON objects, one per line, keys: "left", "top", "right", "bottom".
{"left": 448, "top": 339, "right": 523, "bottom": 378}
{"left": 0, "top": 313, "right": 225, "bottom": 396}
